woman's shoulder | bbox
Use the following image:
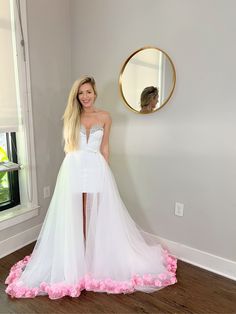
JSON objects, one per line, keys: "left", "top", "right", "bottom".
{"left": 97, "top": 109, "right": 112, "bottom": 123}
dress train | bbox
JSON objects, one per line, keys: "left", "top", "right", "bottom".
{"left": 5, "top": 125, "right": 177, "bottom": 299}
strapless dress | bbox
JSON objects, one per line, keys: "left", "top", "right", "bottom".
{"left": 5, "top": 125, "right": 177, "bottom": 299}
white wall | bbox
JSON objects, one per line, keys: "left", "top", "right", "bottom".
{"left": 0, "top": 0, "right": 71, "bottom": 242}
{"left": 71, "top": 0, "right": 236, "bottom": 263}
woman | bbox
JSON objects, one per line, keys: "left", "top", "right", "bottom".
{"left": 140, "top": 86, "right": 159, "bottom": 113}
{"left": 5, "top": 76, "right": 177, "bottom": 299}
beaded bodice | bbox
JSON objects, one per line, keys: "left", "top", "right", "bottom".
{"left": 80, "top": 125, "right": 104, "bottom": 152}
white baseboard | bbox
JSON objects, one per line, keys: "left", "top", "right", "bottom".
{"left": 158, "top": 236, "right": 236, "bottom": 281}
{"left": 0, "top": 223, "right": 42, "bottom": 259}
{"left": 1, "top": 226, "right": 235, "bottom": 281}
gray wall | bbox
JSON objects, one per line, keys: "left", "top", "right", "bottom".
{"left": 1, "top": 0, "right": 235, "bottom": 266}
{"left": 71, "top": 0, "right": 236, "bottom": 262}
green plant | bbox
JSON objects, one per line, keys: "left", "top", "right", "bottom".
{"left": 0, "top": 146, "right": 10, "bottom": 203}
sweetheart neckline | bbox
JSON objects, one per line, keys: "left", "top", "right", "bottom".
{"left": 80, "top": 124, "right": 104, "bottom": 144}
{"left": 80, "top": 124, "right": 104, "bottom": 130}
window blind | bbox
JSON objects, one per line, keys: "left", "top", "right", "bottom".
{"left": 0, "top": 0, "right": 19, "bottom": 132}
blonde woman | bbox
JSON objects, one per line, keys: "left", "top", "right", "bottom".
{"left": 5, "top": 76, "right": 177, "bottom": 299}
{"left": 63, "top": 77, "right": 111, "bottom": 240}
{"left": 140, "top": 86, "right": 159, "bottom": 113}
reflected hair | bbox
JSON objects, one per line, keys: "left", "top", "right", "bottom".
{"left": 63, "top": 76, "right": 97, "bottom": 153}
{"left": 140, "top": 86, "right": 158, "bottom": 108}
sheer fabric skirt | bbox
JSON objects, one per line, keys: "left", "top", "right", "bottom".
{"left": 5, "top": 150, "right": 177, "bottom": 299}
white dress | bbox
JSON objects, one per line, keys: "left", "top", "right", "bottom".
{"left": 5, "top": 125, "right": 177, "bottom": 299}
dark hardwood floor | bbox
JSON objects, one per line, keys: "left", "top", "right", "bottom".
{"left": 0, "top": 243, "right": 236, "bottom": 314}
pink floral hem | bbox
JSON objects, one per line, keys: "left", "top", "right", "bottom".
{"left": 5, "top": 250, "right": 177, "bottom": 300}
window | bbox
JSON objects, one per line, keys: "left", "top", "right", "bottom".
{"left": 0, "top": 0, "right": 38, "bottom": 225}
{"left": 0, "top": 132, "right": 20, "bottom": 211}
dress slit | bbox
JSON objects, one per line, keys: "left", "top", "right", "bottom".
{"left": 83, "top": 193, "right": 87, "bottom": 241}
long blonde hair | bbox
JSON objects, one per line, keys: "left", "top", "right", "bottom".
{"left": 63, "top": 76, "right": 97, "bottom": 152}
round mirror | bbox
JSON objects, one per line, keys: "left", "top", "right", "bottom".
{"left": 119, "top": 47, "right": 176, "bottom": 114}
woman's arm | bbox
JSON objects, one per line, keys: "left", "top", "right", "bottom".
{"left": 100, "top": 112, "right": 112, "bottom": 162}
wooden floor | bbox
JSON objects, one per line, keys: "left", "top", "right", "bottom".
{"left": 0, "top": 243, "right": 236, "bottom": 314}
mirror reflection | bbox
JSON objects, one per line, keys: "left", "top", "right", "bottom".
{"left": 119, "top": 47, "right": 176, "bottom": 114}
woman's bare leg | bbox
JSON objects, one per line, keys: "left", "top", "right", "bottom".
{"left": 82, "top": 193, "right": 87, "bottom": 240}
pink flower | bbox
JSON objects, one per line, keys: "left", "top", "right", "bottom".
{"left": 114, "top": 286, "right": 122, "bottom": 293}
{"left": 163, "top": 279, "right": 171, "bottom": 286}
{"left": 79, "top": 278, "right": 85, "bottom": 289}
{"left": 91, "top": 279, "right": 99, "bottom": 289}
{"left": 131, "top": 275, "right": 142, "bottom": 286}
{"left": 170, "top": 277, "right": 177, "bottom": 284}
{"left": 143, "top": 274, "right": 154, "bottom": 285}
{"left": 15, "top": 286, "right": 26, "bottom": 298}
{"left": 154, "top": 279, "right": 162, "bottom": 287}
{"left": 99, "top": 282, "right": 106, "bottom": 290}
{"left": 25, "top": 290, "right": 34, "bottom": 298}
{"left": 158, "top": 273, "right": 167, "bottom": 280}
{"left": 39, "top": 282, "right": 48, "bottom": 291}
{"left": 69, "top": 287, "right": 80, "bottom": 297}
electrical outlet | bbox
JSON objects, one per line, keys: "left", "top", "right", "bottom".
{"left": 43, "top": 186, "right": 50, "bottom": 199}
{"left": 175, "top": 202, "right": 184, "bottom": 217}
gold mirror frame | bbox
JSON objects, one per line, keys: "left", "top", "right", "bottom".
{"left": 119, "top": 46, "right": 176, "bottom": 114}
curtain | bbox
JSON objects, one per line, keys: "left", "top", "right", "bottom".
{"left": 0, "top": 0, "right": 19, "bottom": 132}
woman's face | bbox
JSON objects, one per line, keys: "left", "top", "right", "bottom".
{"left": 78, "top": 83, "right": 96, "bottom": 108}
{"left": 149, "top": 95, "right": 158, "bottom": 110}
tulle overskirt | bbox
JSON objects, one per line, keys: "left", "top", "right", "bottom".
{"left": 5, "top": 150, "right": 177, "bottom": 299}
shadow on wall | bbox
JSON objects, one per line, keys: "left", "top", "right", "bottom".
{"left": 99, "top": 79, "right": 153, "bottom": 232}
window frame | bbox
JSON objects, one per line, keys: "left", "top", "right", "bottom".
{"left": 0, "top": 0, "right": 39, "bottom": 232}
{"left": 0, "top": 132, "right": 20, "bottom": 211}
